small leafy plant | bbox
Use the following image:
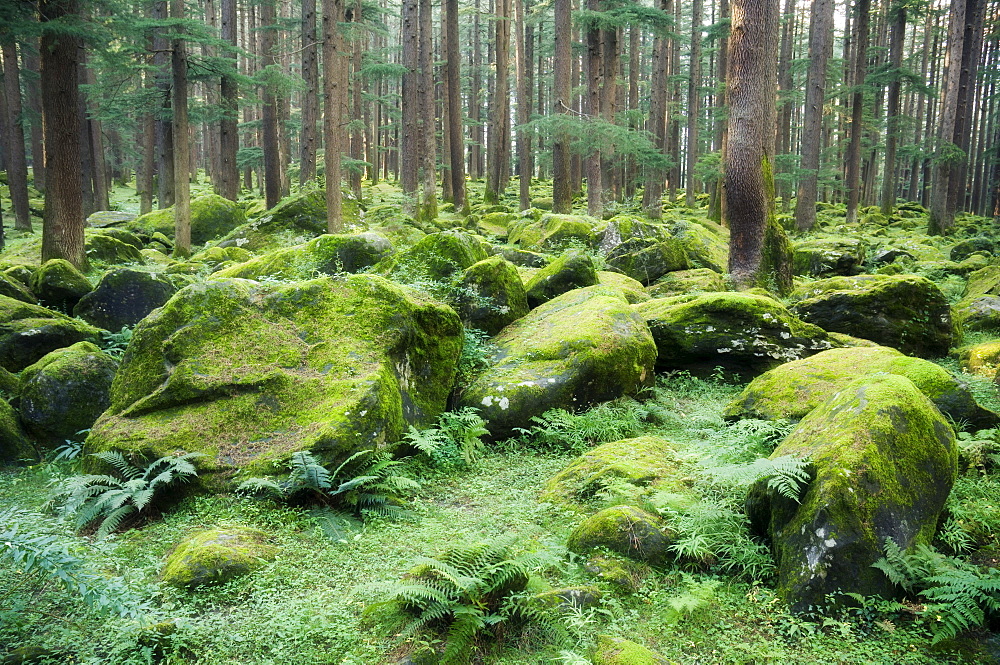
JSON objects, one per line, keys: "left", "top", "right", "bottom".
{"left": 99, "top": 326, "right": 133, "bottom": 361}
{"left": 56, "top": 451, "right": 203, "bottom": 538}
{"left": 405, "top": 408, "right": 490, "bottom": 470}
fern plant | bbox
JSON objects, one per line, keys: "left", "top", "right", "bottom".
{"left": 405, "top": 408, "right": 489, "bottom": 469}
{"left": 367, "top": 537, "right": 563, "bottom": 664}
{"left": 706, "top": 455, "right": 812, "bottom": 502}
{"left": 56, "top": 451, "right": 203, "bottom": 538}
{"left": 238, "top": 449, "right": 420, "bottom": 519}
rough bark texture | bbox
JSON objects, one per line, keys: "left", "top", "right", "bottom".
{"left": 642, "top": 0, "right": 670, "bottom": 218}
{"left": 686, "top": 0, "right": 703, "bottom": 207}
{"left": 219, "top": 0, "right": 239, "bottom": 200}
{"left": 171, "top": 0, "right": 191, "bottom": 258}
{"left": 445, "top": 0, "right": 466, "bottom": 210}
{"left": 793, "top": 0, "right": 835, "bottom": 231}
{"left": 400, "top": 0, "right": 419, "bottom": 211}
{"left": 552, "top": 0, "right": 573, "bottom": 213}
{"left": 21, "top": 45, "right": 44, "bottom": 193}
{"left": 323, "top": 0, "right": 345, "bottom": 232}
{"left": 515, "top": 0, "right": 533, "bottom": 211}
{"left": 39, "top": 0, "right": 87, "bottom": 270}
{"left": 879, "top": 4, "right": 905, "bottom": 215}
{"left": 260, "top": 0, "right": 281, "bottom": 209}
{"left": 586, "top": 0, "right": 603, "bottom": 216}
{"left": 417, "top": 0, "right": 437, "bottom": 219}
{"left": 844, "top": 0, "right": 871, "bottom": 225}
{"left": 724, "top": 0, "right": 791, "bottom": 294}
{"left": 485, "top": 0, "right": 512, "bottom": 204}
{"left": 1, "top": 41, "right": 31, "bottom": 230}
{"left": 153, "top": 0, "right": 174, "bottom": 209}
{"left": 298, "top": 0, "right": 318, "bottom": 187}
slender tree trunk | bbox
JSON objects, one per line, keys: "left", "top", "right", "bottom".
{"left": 82, "top": 57, "right": 109, "bottom": 212}
{"left": 794, "top": 0, "right": 835, "bottom": 230}
{"left": 552, "top": 0, "right": 573, "bottom": 212}
{"left": 667, "top": 0, "right": 681, "bottom": 200}
{"left": 708, "top": 0, "right": 730, "bottom": 221}
{"left": 515, "top": 0, "right": 533, "bottom": 211}
{"left": 686, "top": 0, "right": 703, "bottom": 207}
{"left": 139, "top": 65, "right": 156, "bottom": 215}
{"left": 219, "top": 0, "right": 239, "bottom": 200}
{"left": 485, "top": 0, "right": 512, "bottom": 204}
{"left": 586, "top": 0, "right": 603, "bottom": 216}
{"left": 445, "top": 0, "right": 466, "bottom": 210}
{"left": 1, "top": 42, "right": 31, "bottom": 230}
{"left": 774, "top": 0, "right": 794, "bottom": 206}
{"left": 470, "top": 0, "right": 483, "bottom": 181}
{"left": 153, "top": 0, "right": 174, "bottom": 208}
{"left": 642, "top": 0, "right": 671, "bottom": 218}
{"left": 349, "top": 0, "right": 364, "bottom": 199}
{"left": 171, "top": 0, "right": 190, "bottom": 257}
{"left": 417, "top": 0, "right": 438, "bottom": 219}
{"left": 878, "top": 4, "right": 905, "bottom": 215}
{"left": 323, "top": 0, "right": 346, "bottom": 232}
{"left": 725, "top": 0, "right": 791, "bottom": 293}
{"left": 844, "top": 0, "right": 871, "bottom": 225}
{"left": 400, "top": 0, "right": 419, "bottom": 212}
{"left": 300, "top": 0, "right": 319, "bottom": 186}
{"left": 260, "top": 0, "right": 281, "bottom": 209}
{"left": 21, "top": 45, "right": 44, "bottom": 193}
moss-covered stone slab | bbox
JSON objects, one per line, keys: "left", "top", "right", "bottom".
{"left": 73, "top": 268, "right": 178, "bottom": 331}
{"left": 130, "top": 194, "right": 247, "bottom": 245}
{"left": 0, "top": 295, "right": 102, "bottom": 372}
{"left": 567, "top": 506, "right": 672, "bottom": 565}
{"left": 161, "top": 527, "right": 277, "bottom": 589}
{"left": 635, "top": 292, "right": 834, "bottom": 377}
{"left": 725, "top": 346, "right": 995, "bottom": 427}
{"left": 508, "top": 213, "right": 597, "bottom": 251}
{"left": 524, "top": 250, "right": 599, "bottom": 308}
{"left": 541, "top": 436, "right": 690, "bottom": 508}
{"left": 532, "top": 586, "right": 603, "bottom": 610}
{"left": 377, "top": 230, "right": 488, "bottom": 283}
{"left": 963, "top": 265, "right": 1000, "bottom": 301}
{"left": 789, "top": 274, "right": 953, "bottom": 358}
{"left": 459, "top": 285, "right": 655, "bottom": 438}
{"left": 86, "top": 210, "right": 136, "bottom": 227}
{"left": 30, "top": 259, "right": 93, "bottom": 311}
{"left": 500, "top": 247, "right": 550, "bottom": 268}
{"left": 0, "top": 271, "right": 36, "bottom": 304}
{"left": 604, "top": 238, "right": 690, "bottom": 285}
{"left": 85, "top": 275, "right": 462, "bottom": 487}
{"left": 950, "top": 237, "right": 994, "bottom": 262}
{"left": 454, "top": 256, "right": 529, "bottom": 335}
{"left": 958, "top": 340, "right": 1000, "bottom": 380}
{"left": 214, "top": 232, "right": 393, "bottom": 282}
{"left": 190, "top": 245, "right": 252, "bottom": 267}
{"left": 672, "top": 219, "right": 729, "bottom": 272}
{"left": 792, "top": 236, "right": 866, "bottom": 277}
{"left": 84, "top": 234, "right": 146, "bottom": 266}
{"left": 215, "top": 189, "right": 328, "bottom": 252}
{"left": 19, "top": 341, "right": 118, "bottom": 444}
{"left": 591, "top": 215, "right": 668, "bottom": 255}
{"left": 593, "top": 635, "right": 676, "bottom": 665}
{"left": 0, "top": 397, "right": 37, "bottom": 465}
{"left": 953, "top": 295, "right": 1000, "bottom": 336}
{"left": 598, "top": 271, "right": 650, "bottom": 303}
{"left": 750, "top": 374, "right": 957, "bottom": 612}
{"left": 645, "top": 268, "right": 726, "bottom": 298}
{"left": 3, "top": 266, "right": 33, "bottom": 287}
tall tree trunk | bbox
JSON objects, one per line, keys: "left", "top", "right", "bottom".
{"left": 552, "top": 0, "right": 573, "bottom": 213}
{"left": 82, "top": 56, "right": 109, "bottom": 212}
{"left": 470, "top": 0, "right": 483, "bottom": 181}
{"left": 260, "top": 0, "right": 281, "bottom": 209}
{"left": 445, "top": 0, "right": 466, "bottom": 210}
{"left": 139, "top": 63, "right": 156, "bottom": 215}
{"left": 39, "top": 0, "right": 86, "bottom": 269}
{"left": 21, "top": 45, "right": 44, "bottom": 193}
{"left": 400, "top": 0, "right": 419, "bottom": 211}
{"left": 153, "top": 0, "right": 174, "bottom": 208}
{"left": 219, "top": 0, "right": 239, "bottom": 200}
{"left": 1, "top": 42, "right": 31, "bottom": 230}
{"left": 485, "top": 0, "right": 512, "bottom": 204}
{"left": 171, "top": 0, "right": 191, "bottom": 257}
{"left": 417, "top": 0, "right": 438, "bottom": 219}
{"left": 708, "top": 0, "right": 730, "bottom": 221}
{"left": 667, "top": 0, "right": 681, "bottom": 200}
{"left": 879, "top": 3, "right": 905, "bottom": 215}
{"left": 642, "top": 0, "right": 671, "bottom": 218}
{"left": 844, "top": 0, "right": 871, "bottom": 225}
{"left": 323, "top": 0, "right": 346, "bottom": 232}
{"left": 349, "top": 0, "right": 363, "bottom": 199}
{"left": 515, "top": 0, "right": 533, "bottom": 211}
{"left": 774, "top": 0, "right": 795, "bottom": 206}
{"left": 686, "top": 0, "right": 703, "bottom": 207}
{"left": 585, "top": 0, "right": 603, "bottom": 216}
{"left": 300, "top": 0, "right": 319, "bottom": 186}
{"left": 725, "top": 0, "right": 791, "bottom": 293}
{"left": 794, "top": 0, "right": 835, "bottom": 230}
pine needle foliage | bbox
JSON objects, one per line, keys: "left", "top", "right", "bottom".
{"left": 367, "top": 537, "right": 563, "bottom": 664}
{"left": 57, "top": 451, "right": 203, "bottom": 538}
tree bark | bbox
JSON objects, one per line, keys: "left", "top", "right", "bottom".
{"left": 323, "top": 0, "right": 346, "bottom": 232}
{"left": 1, "top": 41, "right": 31, "bottom": 230}
{"left": 417, "top": 0, "right": 438, "bottom": 219}
{"left": 445, "top": 0, "right": 466, "bottom": 210}
{"left": 686, "top": 0, "right": 703, "bottom": 207}
{"left": 260, "top": 0, "right": 281, "bottom": 209}
{"left": 218, "top": 0, "right": 239, "bottom": 200}
{"left": 642, "top": 0, "right": 670, "bottom": 218}
{"left": 844, "top": 0, "right": 871, "bottom": 225}
{"left": 514, "top": 0, "right": 533, "bottom": 211}
{"left": 400, "top": 0, "right": 419, "bottom": 211}
{"left": 878, "top": 3, "right": 905, "bottom": 215}
{"left": 485, "top": 0, "right": 512, "bottom": 204}
{"left": 299, "top": 0, "right": 318, "bottom": 187}
{"left": 349, "top": 0, "right": 364, "bottom": 200}
{"left": 153, "top": 0, "right": 174, "bottom": 209}
{"left": 171, "top": 0, "right": 191, "bottom": 257}
{"left": 21, "top": 45, "right": 44, "bottom": 193}
{"left": 585, "top": 0, "right": 603, "bottom": 216}
{"left": 552, "top": 0, "right": 573, "bottom": 213}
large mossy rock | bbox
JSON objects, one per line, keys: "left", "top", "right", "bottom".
{"left": 130, "top": 194, "right": 246, "bottom": 245}
{"left": 459, "top": 285, "right": 656, "bottom": 438}
{"left": 750, "top": 374, "right": 957, "bottom": 612}
{"left": 593, "top": 635, "right": 675, "bottom": 665}
{"left": 953, "top": 296, "right": 1000, "bottom": 336}
{"left": 454, "top": 256, "right": 529, "bottom": 335}
{"left": 0, "top": 271, "right": 36, "bottom": 304}
{"left": 73, "top": 269, "right": 178, "bottom": 331}
{"left": 508, "top": 213, "right": 597, "bottom": 251}
{"left": 725, "top": 345, "right": 994, "bottom": 427}
{"left": 0, "top": 295, "right": 101, "bottom": 372}
{"left": 84, "top": 233, "right": 146, "bottom": 266}
{"left": 634, "top": 292, "right": 834, "bottom": 376}
{"left": 604, "top": 238, "right": 690, "bottom": 285}
{"left": 378, "top": 230, "right": 488, "bottom": 283}
{"left": 213, "top": 232, "right": 393, "bottom": 282}
{"left": 646, "top": 268, "right": 726, "bottom": 298}
{"left": 672, "top": 219, "right": 729, "bottom": 272}
{"left": 0, "top": 397, "right": 36, "bottom": 464}
{"left": 958, "top": 339, "right": 1000, "bottom": 380}
{"left": 567, "top": 506, "right": 672, "bottom": 565}
{"left": 789, "top": 274, "right": 953, "bottom": 358}
{"left": 85, "top": 275, "right": 463, "bottom": 487}
{"left": 19, "top": 342, "right": 118, "bottom": 444}
{"left": 161, "top": 528, "right": 277, "bottom": 589}
{"left": 791, "top": 237, "right": 866, "bottom": 277}
{"left": 524, "top": 250, "right": 599, "bottom": 308}
{"left": 216, "top": 189, "right": 327, "bottom": 252}
{"left": 30, "top": 259, "right": 93, "bottom": 311}
{"left": 541, "top": 436, "right": 690, "bottom": 508}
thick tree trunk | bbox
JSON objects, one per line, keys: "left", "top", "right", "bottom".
{"left": 642, "top": 0, "right": 670, "bottom": 218}
{"left": 586, "top": 0, "right": 603, "bottom": 216}
{"left": 485, "top": 0, "right": 511, "bottom": 204}
{"left": 418, "top": 0, "right": 437, "bottom": 219}
{"left": 400, "top": 0, "right": 419, "bottom": 211}
{"left": 445, "top": 0, "right": 466, "bottom": 210}
{"left": 844, "top": 0, "right": 871, "bottom": 225}
{"left": 218, "top": 0, "right": 239, "bottom": 200}
{"left": 139, "top": 64, "right": 156, "bottom": 215}
{"left": 153, "top": 0, "right": 174, "bottom": 209}
{"left": 39, "top": 0, "right": 86, "bottom": 270}
{"left": 686, "top": 0, "right": 703, "bottom": 207}
{"left": 774, "top": 0, "right": 794, "bottom": 205}
{"left": 794, "top": 0, "right": 835, "bottom": 230}
{"left": 323, "top": 0, "right": 346, "bottom": 232}
{"left": 171, "top": 0, "right": 191, "bottom": 257}
{"left": 552, "top": 0, "right": 573, "bottom": 213}
{"left": 300, "top": 0, "right": 319, "bottom": 187}
{"left": 725, "top": 0, "right": 791, "bottom": 293}
{"left": 514, "top": 0, "right": 533, "bottom": 211}
{"left": 260, "top": 0, "right": 281, "bottom": 209}
{"left": 1, "top": 42, "right": 31, "bottom": 230}
{"left": 879, "top": 4, "right": 905, "bottom": 215}
{"left": 349, "top": 0, "right": 363, "bottom": 199}
{"left": 469, "top": 0, "right": 483, "bottom": 181}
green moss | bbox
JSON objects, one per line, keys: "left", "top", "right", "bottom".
{"left": 791, "top": 236, "right": 867, "bottom": 277}
{"left": 84, "top": 234, "right": 145, "bottom": 266}
{"left": 213, "top": 232, "right": 393, "bottom": 282}
{"left": 593, "top": 635, "right": 676, "bottom": 665}
{"left": 508, "top": 213, "right": 597, "bottom": 251}
{"left": 524, "top": 250, "right": 599, "bottom": 307}
{"left": 0, "top": 271, "right": 36, "bottom": 304}
{"left": 598, "top": 271, "right": 650, "bottom": 303}
{"left": 454, "top": 255, "right": 529, "bottom": 335}
{"left": 161, "top": 527, "right": 277, "bottom": 589}
{"left": 567, "top": 505, "right": 672, "bottom": 565}
{"left": 958, "top": 339, "right": 1000, "bottom": 379}
{"left": 0, "top": 396, "right": 37, "bottom": 464}
{"left": 634, "top": 291, "right": 834, "bottom": 376}
{"left": 672, "top": 219, "right": 729, "bottom": 272}
{"left": 459, "top": 285, "right": 656, "bottom": 438}
{"left": 214, "top": 189, "right": 328, "bottom": 253}
{"left": 191, "top": 245, "right": 253, "bottom": 267}
{"left": 377, "top": 230, "right": 488, "bottom": 283}
{"left": 725, "top": 345, "right": 989, "bottom": 426}
{"left": 130, "top": 195, "right": 247, "bottom": 245}
{"left": 762, "top": 374, "right": 957, "bottom": 611}
{"left": 30, "top": 258, "right": 93, "bottom": 310}
{"left": 646, "top": 268, "right": 726, "bottom": 298}
{"left": 85, "top": 275, "right": 462, "bottom": 487}
{"left": 0, "top": 295, "right": 102, "bottom": 371}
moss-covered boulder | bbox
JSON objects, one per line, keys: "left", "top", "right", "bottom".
{"left": 190, "top": 245, "right": 253, "bottom": 268}
{"left": 30, "top": 259, "right": 93, "bottom": 311}
{"left": 750, "top": 374, "right": 957, "bottom": 612}
{"left": 86, "top": 210, "right": 135, "bottom": 228}
{"left": 541, "top": 436, "right": 690, "bottom": 508}
{"left": 161, "top": 528, "right": 277, "bottom": 589}
{"left": 378, "top": 230, "right": 488, "bottom": 284}
{"left": 0, "top": 397, "right": 36, "bottom": 464}
{"left": 791, "top": 237, "right": 866, "bottom": 276}
{"left": 216, "top": 189, "right": 327, "bottom": 252}
{"left": 228, "top": 232, "right": 392, "bottom": 282}
{"left": 672, "top": 219, "right": 729, "bottom": 272}
{"left": 508, "top": 213, "right": 596, "bottom": 251}
{"left": 953, "top": 296, "right": 1000, "bottom": 335}
{"left": 646, "top": 268, "right": 726, "bottom": 298}
{"left": 567, "top": 506, "right": 672, "bottom": 565}
{"left": 725, "top": 346, "right": 995, "bottom": 427}
{"left": 4, "top": 266, "right": 33, "bottom": 287}
{"left": 963, "top": 265, "right": 1000, "bottom": 300}
{"left": 501, "top": 247, "right": 550, "bottom": 268}
{"left": 592, "top": 216, "right": 667, "bottom": 255}
{"left": 604, "top": 238, "right": 690, "bottom": 285}
{"left": 958, "top": 340, "right": 1000, "bottom": 380}
{"left": 0, "top": 296, "right": 102, "bottom": 372}
{"left": 459, "top": 285, "right": 656, "bottom": 438}
{"left": 951, "top": 237, "right": 994, "bottom": 262}
{"left": 0, "top": 271, "right": 36, "bottom": 304}
{"left": 593, "top": 635, "right": 675, "bottom": 665}
{"left": 524, "top": 250, "right": 599, "bottom": 308}
{"left": 598, "top": 271, "right": 650, "bottom": 304}
{"left": 73, "top": 268, "right": 178, "bottom": 331}
{"left": 130, "top": 194, "right": 246, "bottom": 245}
{"left": 453, "top": 256, "right": 529, "bottom": 335}
{"left": 789, "top": 274, "right": 953, "bottom": 358}
{"left": 635, "top": 292, "right": 834, "bottom": 376}
{"left": 19, "top": 342, "right": 118, "bottom": 443}
{"left": 85, "top": 275, "right": 462, "bottom": 487}
{"left": 84, "top": 233, "right": 146, "bottom": 265}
